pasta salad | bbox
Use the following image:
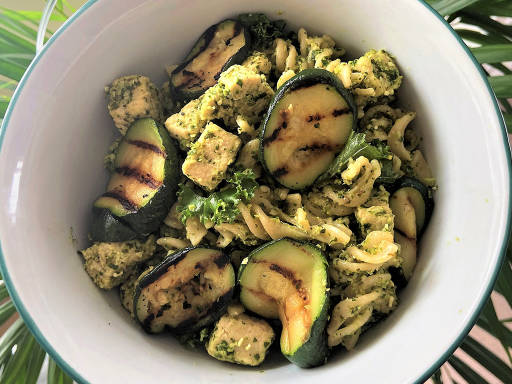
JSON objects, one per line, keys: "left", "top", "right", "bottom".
{"left": 80, "top": 13, "right": 435, "bottom": 368}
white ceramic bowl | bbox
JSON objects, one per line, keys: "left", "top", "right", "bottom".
{"left": 0, "top": 0, "right": 510, "bottom": 383}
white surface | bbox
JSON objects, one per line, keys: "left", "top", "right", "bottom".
{"left": 0, "top": 0, "right": 509, "bottom": 383}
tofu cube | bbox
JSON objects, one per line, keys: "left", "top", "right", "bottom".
{"left": 164, "top": 98, "right": 206, "bottom": 149}
{"left": 107, "top": 75, "right": 163, "bottom": 135}
{"left": 80, "top": 236, "right": 155, "bottom": 290}
{"left": 182, "top": 122, "right": 241, "bottom": 191}
{"left": 206, "top": 313, "right": 275, "bottom": 366}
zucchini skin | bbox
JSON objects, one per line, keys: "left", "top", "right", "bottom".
{"left": 238, "top": 238, "right": 330, "bottom": 368}
{"left": 283, "top": 242, "right": 329, "bottom": 368}
{"left": 259, "top": 69, "right": 357, "bottom": 190}
{"left": 91, "top": 121, "right": 180, "bottom": 242}
{"left": 286, "top": 297, "right": 329, "bottom": 368}
{"left": 133, "top": 247, "right": 234, "bottom": 334}
{"left": 170, "top": 19, "right": 251, "bottom": 101}
{"left": 390, "top": 176, "right": 434, "bottom": 238}
{"left": 90, "top": 207, "right": 140, "bottom": 242}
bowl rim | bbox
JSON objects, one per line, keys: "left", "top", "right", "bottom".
{"left": 0, "top": 1, "right": 510, "bottom": 383}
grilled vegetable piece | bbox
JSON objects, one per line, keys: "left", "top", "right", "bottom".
{"left": 92, "top": 118, "right": 180, "bottom": 240}
{"left": 106, "top": 75, "right": 163, "bottom": 135}
{"left": 80, "top": 236, "right": 156, "bottom": 290}
{"left": 134, "top": 247, "right": 235, "bottom": 334}
{"left": 389, "top": 176, "right": 434, "bottom": 240}
{"left": 182, "top": 122, "right": 242, "bottom": 191}
{"left": 206, "top": 313, "right": 275, "bottom": 366}
{"left": 260, "top": 69, "right": 356, "bottom": 189}
{"left": 90, "top": 209, "right": 139, "bottom": 242}
{"left": 239, "top": 238, "right": 329, "bottom": 368}
{"left": 171, "top": 19, "right": 250, "bottom": 101}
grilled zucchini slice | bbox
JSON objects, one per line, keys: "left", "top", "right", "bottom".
{"left": 92, "top": 118, "right": 180, "bottom": 240}
{"left": 134, "top": 247, "right": 235, "bottom": 334}
{"left": 239, "top": 238, "right": 329, "bottom": 367}
{"left": 170, "top": 19, "right": 250, "bottom": 101}
{"left": 260, "top": 69, "right": 356, "bottom": 189}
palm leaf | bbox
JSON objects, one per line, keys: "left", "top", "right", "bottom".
{"left": 0, "top": 1, "right": 510, "bottom": 383}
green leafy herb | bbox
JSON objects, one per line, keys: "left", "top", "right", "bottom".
{"left": 177, "top": 169, "right": 258, "bottom": 225}
{"left": 318, "top": 131, "right": 391, "bottom": 182}
{"left": 238, "top": 13, "right": 286, "bottom": 50}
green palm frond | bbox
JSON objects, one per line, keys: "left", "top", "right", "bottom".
{"left": 0, "top": 1, "right": 510, "bottom": 383}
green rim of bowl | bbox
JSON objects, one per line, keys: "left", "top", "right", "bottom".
{"left": 0, "top": 1, "right": 510, "bottom": 383}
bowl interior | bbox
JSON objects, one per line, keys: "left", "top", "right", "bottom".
{"left": 0, "top": 0, "right": 509, "bottom": 383}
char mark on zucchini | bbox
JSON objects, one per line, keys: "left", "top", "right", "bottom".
{"left": 306, "top": 113, "right": 323, "bottom": 122}
{"left": 298, "top": 143, "right": 332, "bottom": 152}
{"left": 114, "top": 166, "right": 163, "bottom": 189}
{"left": 272, "top": 167, "right": 289, "bottom": 178}
{"left": 332, "top": 107, "right": 351, "bottom": 117}
{"left": 101, "top": 191, "right": 138, "bottom": 212}
{"left": 268, "top": 263, "right": 303, "bottom": 290}
{"left": 126, "top": 139, "right": 166, "bottom": 156}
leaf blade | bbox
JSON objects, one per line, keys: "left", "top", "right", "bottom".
{"left": 459, "top": 336, "right": 512, "bottom": 383}
{"left": 48, "top": 358, "right": 73, "bottom": 384}
{"left": 471, "top": 44, "right": 512, "bottom": 63}
{"left": 448, "top": 355, "right": 487, "bottom": 384}
{"left": 488, "top": 75, "right": 512, "bottom": 98}
{"left": 427, "top": 0, "right": 483, "bottom": 16}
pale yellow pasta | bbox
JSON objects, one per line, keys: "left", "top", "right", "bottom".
{"left": 164, "top": 202, "right": 184, "bottom": 230}
{"left": 321, "top": 157, "right": 381, "bottom": 208}
{"left": 185, "top": 216, "right": 208, "bottom": 246}
{"left": 91, "top": 21, "right": 438, "bottom": 360}
{"left": 214, "top": 222, "right": 259, "bottom": 248}
{"left": 347, "top": 231, "right": 398, "bottom": 264}
{"left": 224, "top": 188, "right": 353, "bottom": 248}
{"left": 157, "top": 237, "right": 190, "bottom": 250}
{"left": 276, "top": 69, "right": 296, "bottom": 89}
{"left": 297, "top": 27, "right": 343, "bottom": 68}
{"left": 303, "top": 191, "right": 355, "bottom": 217}
{"left": 236, "top": 115, "right": 258, "bottom": 139}
{"left": 274, "top": 38, "right": 288, "bottom": 73}
{"left": 238, "top": 202, "right": 270, "bottom": 240}
{"left": 327, "top": 272, "right": 397, "bottom": 349}
{"left": 388, "top": 112, "right": 416, "bottom": 161}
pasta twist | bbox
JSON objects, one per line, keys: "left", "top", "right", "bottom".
{"left": 329, "top": 230, "right": 400, "bottom": 286}
{"left": 327, "top": 272, "right": 397, "bottom": 349}
{"left": 297, "top": 28, "right": 344, "bottom": 68}
{"left": 388, "top": 112, "right": 416, "bottom": 161}
{"left": 320, "top": 157, "right": 382, "bottom": 208}
{"left": 236, "top": 188, "right": 353, "bottom": 249}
